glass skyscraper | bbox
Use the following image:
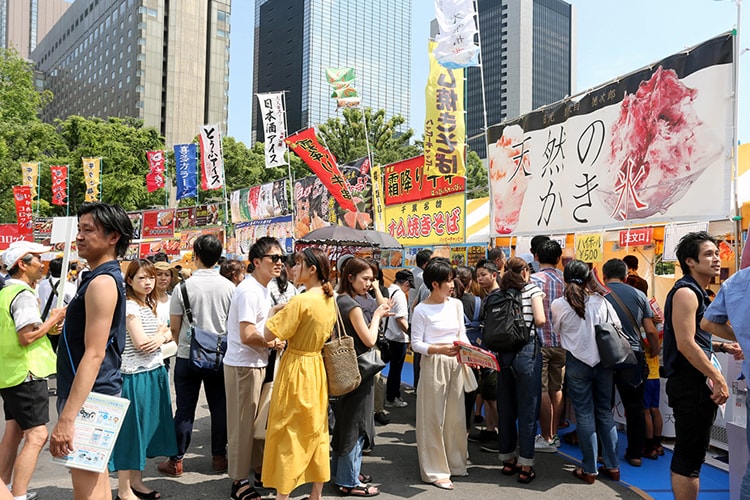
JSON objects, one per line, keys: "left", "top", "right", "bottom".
{"left": 252, "top": 0, "right": 411, "bottom": 144}
{"left": 467, "top": 0, "right": 575, "bottom": 158}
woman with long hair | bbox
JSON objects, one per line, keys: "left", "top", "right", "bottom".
{"left": 268, "top": 253, "right": 299, "bottom": 305}
{"left": 261, "top": 247, "right": 336, "bottom": 500}
{"left": 331, "top": 257, "right": 391, "bottom": 497}
{"left": 550, "top": 259, "right": 621, "bottom": 484}
{"left": 494, "top": 257, "right": 545, "bottom": 484}
{"left": 220, "top": 259, "right": 245, "bottom": 286}
{"left": 110, "top": 259, "right": 177, "bottom": 500}
{"left": 412, "top": 258, "right": 472, "bottom": 490}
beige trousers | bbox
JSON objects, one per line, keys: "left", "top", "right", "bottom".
{"left": 415, "top": 354, "right": 468, "bottom": 483}
{"left": 224, "top": 364, "right": 265, "bottom": 481}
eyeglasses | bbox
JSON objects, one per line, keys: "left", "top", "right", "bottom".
{"left": 263, "top": 254, "right": 285, "bottom": 263}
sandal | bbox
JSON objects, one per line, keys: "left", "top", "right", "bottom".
{"left": 597, "top": 466, "right": 620, "bottom": 481}
{"left": 131, "top": 487, "right": 161, "bottom": 499}
{"left": 432, "top": 480, "right": 454, "bottom": 490}
{"left": 339, "top": 485, "right": 380, "bottom": 497}
{"left": 517, "top": 467, "right": 536, "bottom": 484}
{"left": 253, "top": 471, "right": 264, "bottom": 488}
{"left": 572, "top": 467, "right": 596, "bottom": 485}
{"left": 501, "top": 459, "right": 519, "bottom": 476}
{"left": 231, "top": 480, "right": 261, "bottom": 500}
{"left": 359, "top": 473, "right": 372, "bottom": 483}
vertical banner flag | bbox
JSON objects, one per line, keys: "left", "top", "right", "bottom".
{"left": 50, "top": 165, "right": 68, "bottom": 206}
{"left": 198, "top": 124, "right": 225, "bottom": 190}
{"left": 81, "top": 157, "right": 102, "bottom": 202}
{"left": 424, "top": 41, "right": 466, "bottom": 179}
{"left": 13, "top": 186, "right": 33, "bottom": 235}
{"left": 371, "top": 163, "right": 385, "bottom": 232}
{"left": 256, "top": 93, "right": 288, "bottom": 168}
{"left": 433, "top": 0, "right": 480, "bottom": 69}
{"left": 325, "top": 68, "right": 362, "bottom": 109}
{"left": 174, "top": 143, "right": 198, "bottom": 200}
{"left": 20, "top": 162, "right": 39, "bottom": 199}
{"left": 146, "top": 150, "right": 166, "bottom": 193}
{"left": 286, "top": 127, "right": 357, "bottom": 212}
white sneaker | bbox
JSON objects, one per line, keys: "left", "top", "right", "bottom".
{"left": 552, "top": 434, "right": 561, "bottom": 448}
{"left": 385, "top": 397, "right": 408, "bottom": 408}
{"left": 534, "top": 434, "right": 557, "bottom": 453}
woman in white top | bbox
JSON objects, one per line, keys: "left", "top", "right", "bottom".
{"left": 152, "top": 261, "right": 174, "bottom": 327}
{"left": 411, "top": 258, "right": 472, "bottom": 490}
{"left": 550, "top": 260, "right": 621, "bottom": 485}
{"left": 109, "top": 259, "right": 177, "bottom": 500}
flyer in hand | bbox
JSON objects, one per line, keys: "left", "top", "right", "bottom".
{"left": 51, "top": 392, "right": 130, "bottom": 472}
{"left": 454, "top": 341, "right": 500, "bottom": 371}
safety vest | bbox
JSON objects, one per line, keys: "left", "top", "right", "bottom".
{"left": 0, "top": 283, "right": 56, "bottom": 389}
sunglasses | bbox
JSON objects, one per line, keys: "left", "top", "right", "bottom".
{"left": 263, "top": 254, "right": 285, "bottom": 263}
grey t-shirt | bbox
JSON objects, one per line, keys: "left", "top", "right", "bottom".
{"left": 605, "top": 281, "right": 653, "bottom": 351}
{"left": 170, "top": 268, "right": 235, "bottom": 359}
{"left": 7, "top": 279, "right": 42, "bottom": 332}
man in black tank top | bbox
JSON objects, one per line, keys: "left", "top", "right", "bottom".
{"left": 49, "top": 202, "right": 133, "bottom": 500}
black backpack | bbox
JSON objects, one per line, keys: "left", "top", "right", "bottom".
{"left": 482, "top": 288, "right": 530, "bottom": 353}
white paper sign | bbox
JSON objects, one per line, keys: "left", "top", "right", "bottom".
{"left": 662, "top": 222, "right": 710, "bottom": 262}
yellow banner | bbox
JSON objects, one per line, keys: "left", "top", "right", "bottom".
{"left": 82, "top": 157, "right": 101, "bottom": 202}
{"left": 384, "top": 193, "right": 465, "bottom": 246}
{"left": 371, "top": 164, "right": 385, "bottom": 232}
{"left": 424, "top": 40, "right": 465, "bottom": 179}
{"left": 575, "top": 233, "right": 603, "bottom": 263}
{"left": 20, "top": 162, "right": 39, "bottom": 199}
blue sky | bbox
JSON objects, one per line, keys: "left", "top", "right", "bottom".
{"left": 227, "top": 0, "right": 750, "bottom": 145}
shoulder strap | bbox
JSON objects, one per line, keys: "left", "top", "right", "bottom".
{"left": 608, "top": 287, "right": 640, "bottom": 331}
{"left": 41, "top": 278, "right": 59, "bottom": 320}
{"left": 472, "top": 296, "right": 481, "bottom": 322}
{"left": 179, "top": 281, "right": 194, "bottom": 325}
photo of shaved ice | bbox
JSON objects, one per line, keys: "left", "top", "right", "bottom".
{"left": 599, "top": 66, "right": 722, "bottom": 220}
{"left": 489, "top": 124, "right": 531, "bottom": 234}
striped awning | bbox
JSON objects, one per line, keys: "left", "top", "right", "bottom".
{"left": 465, "top": 197, "right": 490, "bottom": 243}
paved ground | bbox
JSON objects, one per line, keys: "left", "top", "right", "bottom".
{"left": 1, "top": 376, "right": 648, "bottom": 499}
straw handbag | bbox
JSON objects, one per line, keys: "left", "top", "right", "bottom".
{"left": 323, "top": 298, "right": 361, "bottom": 397}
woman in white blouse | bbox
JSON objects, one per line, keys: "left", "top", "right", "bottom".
{"left": 109, "top": 259, "right": 177, "bottom": 500}
{"left": 411, "top": 258, "right": 472, "bottom": 491}
{"left": 550, "top": 259, "right": 621, "bottom": 485}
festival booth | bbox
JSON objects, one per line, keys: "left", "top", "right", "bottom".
{"left": 485, "top": 33, "right": 741, "bottom": 456}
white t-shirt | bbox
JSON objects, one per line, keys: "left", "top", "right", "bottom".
{"left": 36, "top": 277, "right": 77, "bottom": 318}
{"left": 156, "top": 294, "right": 170, "bottom": 326}
{"left": 122, "top": 299, "right": 163, "bottom": 374}
{"left": 385, "top": 284, "right": 409, "bottom": 343}
{"left": 551, "top": 293, "right": 621, "bottom": 367}
{"left": 411, "top": 297, "right": 469, "bottom": 355}
{"left": 224, "top": 274, "right": 271, "bottom": 367}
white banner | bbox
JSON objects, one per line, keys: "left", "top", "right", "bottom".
{"left": 433, "top": 0, "right": 480, "bottom": 69}
{"left": 256, "top": 92, "right": 288, "bottom": 168}
{"left": 488, "top": 34, "right": 734, "bottom": 236}
{"left": 199, "top": 124, "right": 225, "bottom": 191}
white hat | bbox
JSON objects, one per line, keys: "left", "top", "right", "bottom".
{"left": 2, "top": 241, "right": 52, "bottom": 269}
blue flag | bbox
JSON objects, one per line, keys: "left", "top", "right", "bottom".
{"left": 174, "top": 143, "right": 198, "bottom": 200}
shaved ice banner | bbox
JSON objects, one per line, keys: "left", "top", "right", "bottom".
{"left": 487, "top": 33, "right": 733, "bottom": 236}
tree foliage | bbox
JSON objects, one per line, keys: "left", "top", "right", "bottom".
{"left": 0, "top": 48, "right": 52, "bottom": 124}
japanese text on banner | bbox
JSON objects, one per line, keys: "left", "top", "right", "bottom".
{"left": 50, "top": 165, "right": 68, "bottom": 206}
{"left": 13, "top": 186, "right": 33, "bottom": 235}
{"left": 174, "top": 143, "right": 198, "bottom": 200}
{"left": 384, "top": 193, "right": 465, "bottom": 246}
{"left": 20, "top": 162, "right": 39, "bottom": 199}
{"left": 146, "top": 150, "right": 166, "bottom": 193}
{"left": 199, "top": 124, "right": 225, "bottom": 190}
{"left": 256, "top": 93, "right": 288, "bottom": 168}
{"left": 81, "top": 157, "right": 101, "bottom": 202}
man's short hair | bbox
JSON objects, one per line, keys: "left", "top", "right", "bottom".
{"left": 476, "top": 259, "right": 498, "bottom": 275}
{"left": 150, "top": 252, "right": 169, "bottom": 263}
{"left": 602, "top": 258, "right": 628, "bottom": 281}
{"left": 622, "top": 255, "right": 639, "bottom": 271}
{"left": 247, "top": 236, "right": 282, "bottom": 272}
{"left": 77, "top": 202, "right": 134, "bottom": 258}
{"left": 530, "top": 235, "right": 551, "bottom": 256}
{"left": 416, "top": 249, "right": 433, "bottom": 268}
{"left": 193, "top": 234, "right": 223, "bottom": 268}
{"left": 487, "top": 247, "right": 506, "bottom": 262}
{"left": 536, "top": 240, "right": 562, "bottom": 266}
{"left": 675, "top": 231, "right": 717, "bottom": 276}
{"left": 48, "top": 257, "right": 63, "bottom": 278}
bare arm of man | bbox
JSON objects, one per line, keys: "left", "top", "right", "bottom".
{"left": 49, "top": 275, "right": 118, "bottom": 458}
{"left": 170, "top": 314, "right": 182, "bottom": 344}
{"left": 642, "top": 317, "right": 660, "bottom": 357}
{"left": 240, "top": 321, "right": 275, "bottom": 348}
{"left": 671, "top": 287, "right": 728, "bottom": 405}
{"left": 16, "top": 306, "right": 66, "bottom": 346}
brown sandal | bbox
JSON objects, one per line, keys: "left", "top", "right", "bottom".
{"left": 573, "top": 467, "right": 596, "bottom": 484}
{"left": 501, "top": 459, "right": 520, "bottom": 476}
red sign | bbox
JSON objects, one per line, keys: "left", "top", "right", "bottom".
{"left": 384, "top": 155, "right": 465, "bottom": 205}
{"left": 619, "top": 227, "right": 653, "bottom": 247}
{"left": 0, "top": 224, "right": 32, "bottom": 249}
{"left": 141, "top": 209, "right": 175, "bottom": 238}
{"left": 146, "top": 150, "right": 166, "bottom": 193}
{"left": 50, "top": 165, "right": 68, "bottom": 206}
{"left": 286, "top": 128, "right": 357, "bottom": 212}
{"left": 13, "top": 186, "right": 33, "bottom": 235}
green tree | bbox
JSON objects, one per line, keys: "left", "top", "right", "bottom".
{"left": 465, "top": 149, "right": 488, "bottom": 198}
{"left": 0, "top": 48, "right": 52, "bottom": 124}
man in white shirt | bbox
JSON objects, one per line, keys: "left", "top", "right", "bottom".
{"left": 223, "top": 237, "right": 285, "bottom": 500}
{"left": 36, "top": 257, "right": 76, "bottom": 353}
{"left": 384, "top": 270, "right": 414, "bottom": 409}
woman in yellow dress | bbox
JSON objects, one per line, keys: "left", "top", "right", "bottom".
{"left": 262, "top": 247, "right": 336, "bottom": 500}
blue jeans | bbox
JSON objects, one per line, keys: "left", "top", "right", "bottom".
{"left": 742, "top": 396, "right": 750, "bottom": 498}
{"left": 496, "top": 339, "right": 542, "bottom": 466}
{"left": 386, "top": 340, "right": 408, "bottom": 401}
{"left": 171, "top": 357, "right": 227, "bottom": 459}
{"left": 331, "top": 435, "right": 364, "bottom": 488}
{"left": 565, "top": 353, "right": 619, "bottom": 474}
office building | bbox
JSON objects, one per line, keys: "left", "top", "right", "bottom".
{"left": 1, "top": 0, "right": 71, "bottom": 59}
{"left": 467, "top": 0, "right": 576, "bottom": 158}
{"left": 251, "top": 0, "right": 411, "bottom": 144}
{"left": 31, "top": 0, "right": 231, "bottom": 146}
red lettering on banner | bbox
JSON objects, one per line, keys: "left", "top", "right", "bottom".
{"left": 618, "top": 227, "right": 653, "bottom": 247}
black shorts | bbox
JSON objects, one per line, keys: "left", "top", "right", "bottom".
{"left": 1, "top": 378, "right": 50, "bottom": 430}
{"left": 666, "top": 369, "right": 717, "bottom": 478}
{"left": 478, "top": 368, "right": 497, "bottom": 401}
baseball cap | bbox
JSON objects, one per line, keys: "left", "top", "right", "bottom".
{"left": 2, "top": 241, "right": 52, "bottom": 269}
{"left": 395, "top": 269, "right": 415, "bottom": 288}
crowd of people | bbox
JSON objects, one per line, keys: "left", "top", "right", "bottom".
{"left": 0, "top": 201, "right": 747, "bottom": 500}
